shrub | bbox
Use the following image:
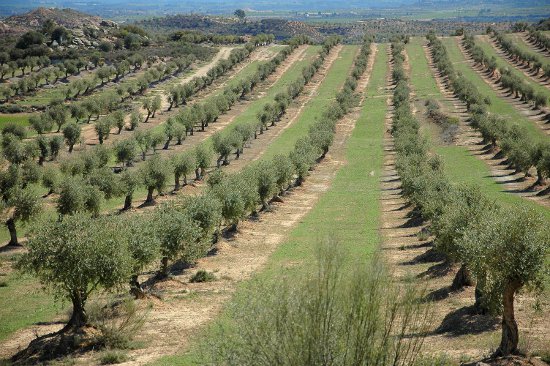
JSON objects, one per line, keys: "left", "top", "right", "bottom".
{"left": 203, "top": 241, "right": 429, "bottom": 365}
{"left": 190, "top": 270, "right": 216, "bottom": 283}
{"left": 88, "top": 297, "right": 148, "bottom": 350}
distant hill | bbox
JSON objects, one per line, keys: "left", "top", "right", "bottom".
{"left": 138, "top": 15, "right": 324, "bottom": 42}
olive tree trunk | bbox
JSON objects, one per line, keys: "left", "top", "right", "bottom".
{"left": 145, "top": 187, "right": 155, "bottom": 204}
{"left": 6, "top": 218, "right": 18, "bottom": 247}
{"left": 496, "top": 281, "right": 521, "bottom": 356}
{"left": 451, "top": 264, "right": 474, "bottom": 290}
{"left": 66, "top": 290, "right": 87, "bottom": 329}
{"left": 129, "top": 275, "right": 146, "bottom": 299}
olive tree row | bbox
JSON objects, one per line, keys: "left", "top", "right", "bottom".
{"left": 491, "top": 30, "right": 547, "bottom": 77}
{"left": 461, "top": 34, "right": 548, "bottom": 109}
{"left": 427, "top": 33, "right": 550, "bottom": 186}
{"left": 14, "top": 34, "right": 370, "bottom": 332}
{"left": 526, "top": 29, "right": 550, "bottom": 55}
{"left": 392, "top": 40, "right": 549, "bottom": 357}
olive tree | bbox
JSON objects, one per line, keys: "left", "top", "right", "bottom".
{"left": 113, "top": 110, "right": 126, "bottom": 134}
{"left": 114, "top": 139, "right": 137, "bottom": 168}
{"left": 95, "top": 117, "right": 113, "bottom": 144}
{"left": 126, "top": 215, "right": 160, "bottom": 298}
{"left": 195, "top": 144, "right": 213, "bottom": 180}
{"left": 154, "top": 203, "right": 202, "bottom": 277}
{"left": 458, "top": 207, "right": 550, "bottom": 356}
{"left": 17, "top": 213, "right": 132, "bottom": 328}
{"left": 120, "top": 170, "right": 139, "bottom": 211}
{"left": 255, "top": 161, "right": 276, "bottom": 210}
{"left": 3, "top": 186, "right": 42, "bottom": 247}
{"left": 140, "top": 155, "right": 170, "bottom": 204}
{"left": 62, "top": 122, "right": 81, "bottom": 153}
{"left": 172, "top": 152, "right": 195, "bottom": 190}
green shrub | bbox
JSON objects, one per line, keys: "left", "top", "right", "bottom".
{"left": 99, "top": 350, "right": 129, "bottom": 365}
{"left": 88, "top": 298, "right": 148, "bottom": 349}
{"left": 190, "top": 270, "right": 216, "bottom": 283}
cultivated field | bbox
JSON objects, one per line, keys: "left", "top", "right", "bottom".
{"left": 0, "top": 9, "right": 549, "bottom": 366}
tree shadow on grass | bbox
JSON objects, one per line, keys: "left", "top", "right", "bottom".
{"left": 433, "top": 305, "right": 499, "bottom": 337}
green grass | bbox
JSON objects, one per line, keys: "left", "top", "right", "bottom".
{"left": 408, "top": 38, "right": 550, "bottom": 219}
{"left": 441, "top": 37, "right": 547, "bottom": 142}
{"left": 151, "top": 43, "right": 389, "bottom": 366}
{"left": 474, "top": 35, "right": 550, "bottom": 100}
{"left": 0, "top": 268, "right": 65, "bottom": 342}
{"left": 0, "top": 113, "right": 31, "bottom": 129}
{"left": 260, "top": 45, "right": 359, "bottom": 160}
{"left": 406, "top": 37, "right": 452, "bottom": 109}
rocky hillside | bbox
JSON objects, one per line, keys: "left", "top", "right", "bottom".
{"left": 0, "top": 7, "right": 117, "bottom": 36}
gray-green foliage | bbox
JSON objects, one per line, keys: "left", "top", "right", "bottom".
{"left": 203, "top": 242, "right": 429, "bottom": 365}
{"left": 18, "top": 213, "right": 132, "bottom": 327}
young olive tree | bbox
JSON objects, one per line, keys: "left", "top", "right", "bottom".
{"left": 172, "top": 152, "right": 195, "bottom": 190}
{"left": 140, "top": 155, "right": 170, "bottom": 204}
{"left": 154, "top": 203, "right": 202, "bottom": 277}
{"left": 3, "top": 186, "right": 42, "bottom": 247}
{"left": 62, "top": 122, "right": 81, "bottom": 153}
{"left": 126, "top": 215, "right": 160, "bottom": 298}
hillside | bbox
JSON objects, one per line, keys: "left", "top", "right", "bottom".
{"left": 138, "top": 15, "right": 324, "bottom": 41}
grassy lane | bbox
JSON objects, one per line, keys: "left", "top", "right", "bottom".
{"left": 408, "top": 38, "right": 550, "bottom": 219}
{"left": 442, "top": 37, "right": 547, "bottom": 141}
{"left": 260, "top": 45, "right": 358, "bottom": 160}
{"left": 153, "top": 43, "right": 389, "bottom": 366}
{"left": 0, "top": 114, "right": 31, "bottom": 129}
{"left": 0, "top": 253, "right": 66, "bottom": 343}
{"left": 406, "top": 38, "right": 452, "bottom": 109}
{"left": 475, "top": 35, "right": 550, "bottom": 97}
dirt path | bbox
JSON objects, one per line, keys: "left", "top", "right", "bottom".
{"left": 379, "top": 43, "right": 549, "bottom": 362}
{"left": 455, "top": 37, "right": 550, "bottom": 136}
{"left": 424, "top": 42, "right": 550, "bottom": 206}
{"left": 0, "top": 43, "right": 375, "bottom": 366}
